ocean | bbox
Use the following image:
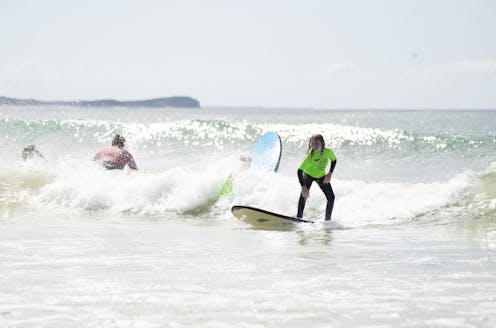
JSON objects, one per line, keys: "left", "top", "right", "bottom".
{"left": 1, "top": 106, "right": 495, "bottom": 327}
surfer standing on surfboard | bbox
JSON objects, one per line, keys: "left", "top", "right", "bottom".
{"left": 93, "top": 134, "right": 138, "bottom": 170}
{"left": 297, "top": 134, "right": 336, "bottom": 221}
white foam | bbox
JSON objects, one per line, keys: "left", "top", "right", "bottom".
{"left": 222, "top": 170, "right": 471, "bottom": 228}
{"left": 5, "top": 117, "right": 415, "bottom": 152}
{"left": 30, "top": 157, "right": 472, "bottom": 228}
{"left": 487, "top": 161, "right": 496, "bottom": 174}
{"left": 36, "top": 158, "right": 240, "bottom": 215}
{"left": 5, "top": 147, "right": 473, "bottom": 228}
{"left": 333, "top": 174, "right": 470, "bottom": 227}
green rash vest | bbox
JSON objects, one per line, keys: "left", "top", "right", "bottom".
{"left": 299, "top": 148, "right": 336, "bottom": 179}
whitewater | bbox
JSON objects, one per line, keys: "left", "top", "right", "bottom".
{"left": 1, "top": 106, "right": 496, "bottom": 327}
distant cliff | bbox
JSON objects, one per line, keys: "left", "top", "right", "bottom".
{"left": 0, "top": 96, "right": 200, "bottom": 108}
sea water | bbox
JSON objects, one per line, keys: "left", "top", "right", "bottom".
{"left": 1, "top": 107, "right": 495, "bottom": 327}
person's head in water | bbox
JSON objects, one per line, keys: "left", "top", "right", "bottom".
{"left": 307, "top": 134, "right": 325, "bottom": 153}
{"left": 22, "top": 145, "right": 45, "bottom": 161}
{"left": 112, "top": 135, "right": 126, "bottom": 148}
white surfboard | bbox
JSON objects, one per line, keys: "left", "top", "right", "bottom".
{"left": 231, "top": 205, "right": 313, "bottom": 230}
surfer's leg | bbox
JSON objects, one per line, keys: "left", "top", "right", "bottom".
{"left": 297, "top": 175, "right": 313, "bottom": 218}
{"left": 318, "top": 181, "right": 335, "bottom": 221}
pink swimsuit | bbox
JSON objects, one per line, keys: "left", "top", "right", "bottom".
{"left": 94, "top": 146, "right": 138, "bottom": 170}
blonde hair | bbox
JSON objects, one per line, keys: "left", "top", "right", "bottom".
{"left": 307, "top": 134, "right": 325, "bottom": 155}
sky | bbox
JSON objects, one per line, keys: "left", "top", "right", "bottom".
{"left": 0, "top": 0, "right": 495, "bottom": 109}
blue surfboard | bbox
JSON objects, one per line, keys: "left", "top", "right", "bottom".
{"left": 250, "top": 131, "right": 282, "bottom": 172}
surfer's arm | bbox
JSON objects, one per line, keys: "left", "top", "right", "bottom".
{"left": 126, "top": 153, "right": 138, "bottom": 170}
{"left": 297, "top": 155, "right": 311, "bottom": 186}
{"left": 328, "top": 149, "right": 337, "bottom": 174}
{"left": 324, "top": 159, "right": 336, "bottom": 183}
{"left": 34, "top": 149, "right": 45, "bottom": 160}
{"left": 329, "top": 159, "right": 337, "bottom": 173}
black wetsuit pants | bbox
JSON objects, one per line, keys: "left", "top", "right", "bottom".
{"left": 297, "top": 173, "right": 335, "bottom": 221}
{"left": 103, "top": 161, "right": 122, "bottom": 170}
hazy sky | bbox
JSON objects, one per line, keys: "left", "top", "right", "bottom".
{"left": 0, "top": 0, "right": 495, "bottom": 108}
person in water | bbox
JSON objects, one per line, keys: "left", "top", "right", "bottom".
{"left": 297, "top": 134, "right": 336, "bottom": 221}
{"left": 22, "top": 145, "right": 45, "bottom": 161}
{"left": 93, "top": 134, "right": 138, "bottom": 170}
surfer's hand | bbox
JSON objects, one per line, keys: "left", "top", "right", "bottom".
{"left": 301, "top": 186, "right": 310, "bottom": 199}
{"left": 324, "top": 172, "right": 332, "bottom": 184}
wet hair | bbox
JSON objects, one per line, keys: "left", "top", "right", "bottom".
{"left": 112, "top": 134, "right": 126, "bottom": 148}
{"left": 22, "top": 145, "right": 43, "bottom": 161}
{"left": 22, "top": 145, "right": 36, "bottom": 160}
{"left": 307, "top": 134, "right": 325, "bottom": 155}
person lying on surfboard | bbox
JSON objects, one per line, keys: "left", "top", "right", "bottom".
{"left": 297, "top": 134, "right": 336, "bottom": 221}
{"left": 93, "top": 134, "right": 138, "bottom": 170}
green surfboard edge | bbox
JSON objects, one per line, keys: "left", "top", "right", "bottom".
{"left": 214, "top": 173, "right": 234, "bottom": 201}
